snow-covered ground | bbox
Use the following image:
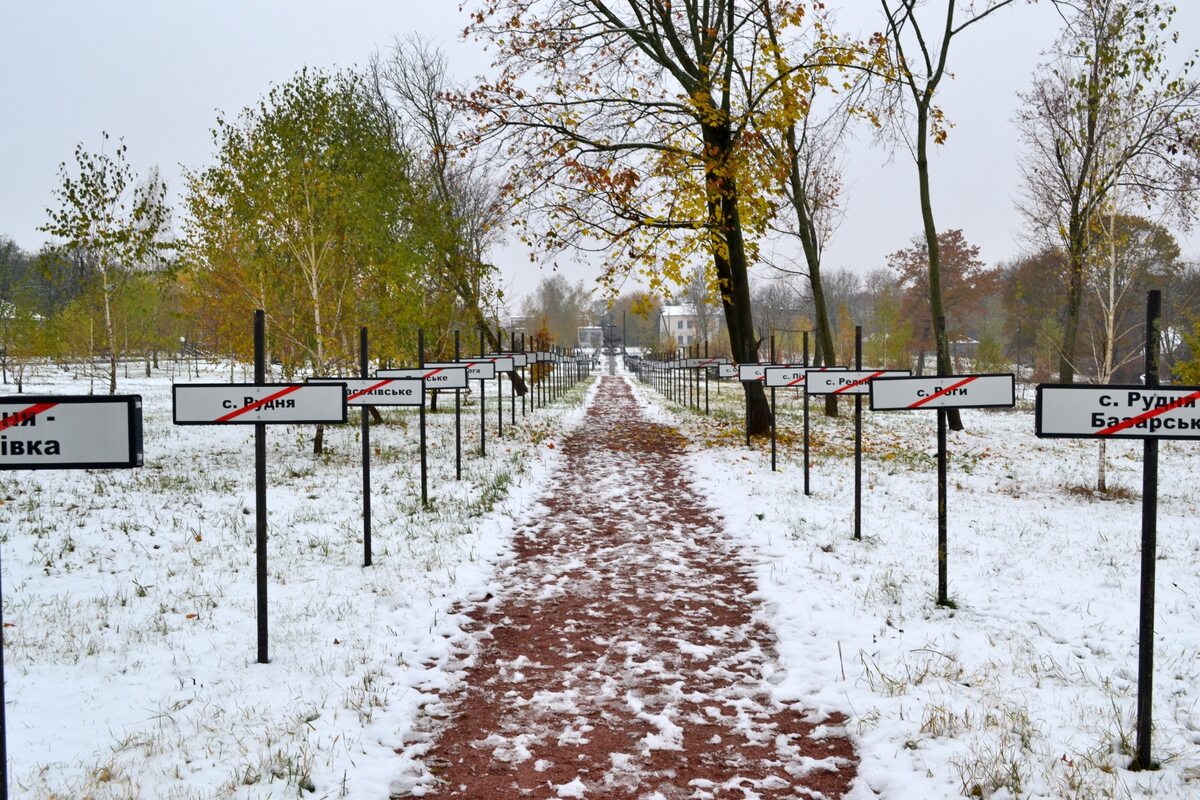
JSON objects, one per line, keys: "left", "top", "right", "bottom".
{"left": 7, "top": 355, "right": 1200, "bottom": 799}
{"left": 628, "top": 369, "right": 1200, "bottom": 799}
{"left": 2, "top": 358, "right": 595, "bottom": 799}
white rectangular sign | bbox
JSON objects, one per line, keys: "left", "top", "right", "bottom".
{"left": 173, "top": 383, "right": 347, "bottom": 425}
{"left": 533, "top": 351, "right": 554, "bottom": 363}
{"left": 737, "top": 364, "right": 770, "bottom": 382}
{"left": 308, "top": 377, "right": 423, "bottom": 407}
{"left": 1, "top": 395, "right": 143, "bottom": 470}
{"left": 425, "top": 360, "right": 495, "bottom": 381}
{"left": 871, "top": 374, "right": 1015, "bottom": 411}
{"left": 1036, "top": 384, "right": 1200, "bottom": 440}
{"left": 764, "top": 365, "right": 845, "bottom": 388}
{"left": 806, "top": 369, "right": 911, "bottom": 396}
{"left": 718, "top": 364, "right": 736, "bottom": 379}
{"left": 483, "top": 354, "right": 516, "bottom": 373}
{"left": 683, "top": 357, "right": 730, "bottom": 369}
{"left": 377, "top": 366, "right": 469, "bottom": 390}
{"left": 502, "top": 352, "right": 529, "bottom": 368}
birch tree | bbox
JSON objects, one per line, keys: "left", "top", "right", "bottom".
{"left": 184, "top": 68, "right": 425, "bottom": 452}
{"left": 1018, "top": 0, "right": 1200, "bottom": 384}
{"left": 42, "top": 134, "right": 171, "bottom": 394}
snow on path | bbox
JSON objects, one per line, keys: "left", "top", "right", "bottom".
{"left": 396, "top": 376, "right": 856, "bottom": 799}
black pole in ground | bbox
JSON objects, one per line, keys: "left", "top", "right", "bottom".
{"left": 854, "top": 324, "right": 862, "bottom": 541}
{"left": 254, "top": 309, "right": 269, "bottom": 664}
{"left": 0, "top": 505, "right": 7, "bottom": 800}
{"left": 803, "top": 330, "right": 811, "bottom": 496}
{"left": 936, "top": 316, "right": 949, "bottom": 606}
{"left": 496, "top": 324, "right": 503, "bottom": 439}
{"left": 937, "top": 406, "right": 948, "bottom": 604}
{"left": 361, "top": 326, "right": 372, "bottom": 567}
{"left": 454, "top": 329, "right": 462, "bottom": 480}
{"left": 510, "top": 331, "right": 517, "bottom": 426}
{"left": 478, "top": 328, "right": 486, "bottom": 456}
{"left": 704, "top": 339, "right": 710, "bottom": 415}
{"left": 770, "top": 333, "right": 777, "bottom": 472}
{"left": 419, "top": 328, "right": 428, "bottom": 507}
{"left": 1136, "top": 289, "right": 1162, "bottom": 771}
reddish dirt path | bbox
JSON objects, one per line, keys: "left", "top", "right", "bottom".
{"left": 400, "top": 376, "right": 857, "bottom": 799}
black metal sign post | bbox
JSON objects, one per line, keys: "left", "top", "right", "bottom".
{"left": 308, "top": 373, "right": 423, "bottom": 564}
{"left": 704, "top": 340, "right": 710, "bottom": 415}
{"left": 173, "top": 313, "right": 346, "bottom": 666}
{"left": 1033, "top": 291, "right": 1200, "bottom": 770}
{"left": 854, "top": 326, "right": 862, "bottom": 541}
{"left": 254, "top": 311, "right": 269, "bottom": 661}
{"left": 495, "top": 325, "right": 503, "bottom": 439}
{"left": 1, "top": 395, "right": 144, "bottom": 800}
{"left": 1, "top": 542, "right": 4, "bottom": 800}
{"left": 418, "top": 329, "right": 428, "bottom": 507}
{"left": 937, "top": 405, "right": 947, "bottom": 599}
{"left": 510, "top": 331, "right": 518, "bottom": 425}
{"left": 478, "top": 328, "right": 486, "bottom": 456}
{"left": 745, "top": 376, "right": 751, "bottom": 449}
{"left": 871, "top": 370, "right": 1016, "bottom": 606}
{"left": 803, "top": 332, "right": 811, "bottom": 495}
{"left": 770, "top": 335, "right": 778, "bottom": 472}
{"left": 360, "top": 327, "right": 372, "bottom": 567}
{"left": 454, "top": 329, "right": 462, "bottom": 480}
{"left": 692, "top": 347, "right": 697, "bottom": 410}
{"left": 805, "top": 348, "right": 909, "bottom": 542}
{"left": 1138, "top": 290, "right": 1161, "bottom": 772}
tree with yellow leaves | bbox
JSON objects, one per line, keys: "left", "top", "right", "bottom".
{"left": 459, "top": 0, "right": 869, "bottom": 433}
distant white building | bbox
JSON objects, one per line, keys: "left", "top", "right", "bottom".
{"left": 657, "top": 304, "right": 703, "bottom": 348}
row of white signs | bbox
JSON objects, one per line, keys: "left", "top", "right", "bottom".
{"left": 4, "top": 372, "right": 1199, "bottom": 470}
{"left": 0, "top": 353, "right": 587, "bottom": 469}
{"left": 644, "top": 359, "right": 1200, "bottom": 440}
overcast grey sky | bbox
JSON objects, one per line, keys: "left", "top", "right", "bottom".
{"left": 2, "top": 1, "right": 1197, "bottom": 308}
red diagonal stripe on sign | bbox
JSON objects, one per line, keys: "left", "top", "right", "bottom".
{"left": 786, "top": 377, "right": 806, "bottom": 387}
{"left": 347, "top": 379, "right": 396, "bottom": 403}
{"left": 423, "top": 368, "right": 445, "bottom": 378}
{"left": 1096, "top": 388, "right": 1200, "bottom": 436}
{"left": 908, "top": 376, "right": 979, "bottom": 409}
{"left": 834, "top": 370, "right": 887, "bottom": 395}
{"left": 215, "top": 385, "right": 305, "bottom": 422}
{"left": 0, "top": 401, "right": 57, "bottom": 431}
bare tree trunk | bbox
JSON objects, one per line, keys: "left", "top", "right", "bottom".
{"left": 704, "top": 124, "right": 770, "bottom": 435}
{"left": 782, "top": 122, "right": 839, "bottom": 418}
{"left": 1059, "top": 245, "right": 1087, "bottom": 384}
{"left": 915, "top": 105, "right": 963, "bottom": 430}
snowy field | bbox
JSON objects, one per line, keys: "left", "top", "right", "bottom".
{"left": 629, "top": 369, "right": 1200, "bottom": 799}
{"left": 2, "top": 358, "right": 595, "bottom": 799}
{"left": 6, "top": 355, "right": 1200, "bottom": 799}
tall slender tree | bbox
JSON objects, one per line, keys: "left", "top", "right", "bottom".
{"left": 369, "top": 38, "right": 522, "bottom": 378}
{"left": 879, "top": 0, "right": 1019, "bottom": 430}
